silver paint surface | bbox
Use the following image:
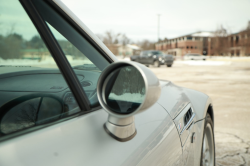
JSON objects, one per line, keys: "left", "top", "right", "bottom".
{"left": 0, "top": 1, "right": 213, "bottom": 166}
{"left": 0, "top": 103, "right": 182, "bottom": 166}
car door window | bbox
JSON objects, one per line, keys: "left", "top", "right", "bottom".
{"left": 0, "top": 0, "right": 81, "bottom": 138}
{"left": 32, "top": 0, "right": 110, "bottom": 107}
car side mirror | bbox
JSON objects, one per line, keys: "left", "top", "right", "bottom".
{"left": 97, "top": 61, "right": 161, "bottom": 141}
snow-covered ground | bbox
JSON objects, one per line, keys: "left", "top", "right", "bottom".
{"left": 208, "top": 56, "right": 250, "bottom": 60}
{"left": 116, "top": 56, "right": 131, "bottom": 61}
{"left": 175, "top": 60, "right": 231, "bottom": 66}
{"left": 117, "top": 57, "right": 232, "bottom": 66}
{"left": 109, "top": 92, "right": 144, "bottom": 103}
{"left": 0, "top": 56, "right": 92, "bottom": 68}
{"left": 2, "top": 55, "right": 247, "bottom": 67}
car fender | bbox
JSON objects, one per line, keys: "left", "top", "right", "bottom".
{"left": 182, "top": 87, "right": 213, "bottom": 165}
{"left": 157, "top": 81, "right": 213, "bottom": 165}
{"left": 182, "top": 87, "right": 212, "bottom": 121}
{"left": 157, "top": 81, "right": 213, "bottom": 121}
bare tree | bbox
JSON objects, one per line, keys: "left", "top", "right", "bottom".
{"left": 97, "top": 30, "right": 121, "bottom": 45}
{"left": 211, "top": 25, "right": 229, "bottom": 55}
{"left": 137, "top": 40, "right": 155, "bottom": 50}
{"left": 240, "top": 21, "right": 250, "bottom": 56}
{"left": 97, "top": 31, "right": 132, "bottom": 56}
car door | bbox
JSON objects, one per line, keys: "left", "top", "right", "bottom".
{"left": 145, "top": 51, "right": 153, "bottom": 64}
{"left": 0, "top": 1, "right": 183, "bottom": 166}
{"left": 140, "top": 51, "right": 147, "bottom": 64}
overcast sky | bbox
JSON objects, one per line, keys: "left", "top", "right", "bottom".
{"left": 62, "top": 0, "right": 250, "bottom": 42}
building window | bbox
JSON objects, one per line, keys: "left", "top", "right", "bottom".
{"left": 236, "top": 50, "right": 240, "bottom": 56}
{"left": 236, "top": 36, "right": 239, "bottom": 44}
{"left": 195, "top": 46, "right": 197, "bottom": 49}
{"left": 190, "top": 46, "right": 193, "bottom": 49}
{"left": 231, "top": 37, "right": 234, "bottom": 47}
{"left": 186, "top": 46, "right": 189, "bottom": 49}
{"left": 187, "top": 36, "right": 192, "bottom": 40}
{"left": 231, "top": 50, "right": 234, "bottom": 56}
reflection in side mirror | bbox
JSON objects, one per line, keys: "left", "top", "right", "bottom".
{"left": 105, "top": 66, "right": 145, "bottom": 114}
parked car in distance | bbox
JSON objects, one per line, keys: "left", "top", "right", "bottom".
{"left": 184, "top": 53, "right": 207, "bottom": 60}
{"left": 130, "top": 55, "right": 139, "bottom": 61}
{"left": 163, "top": 54, "right": 175, "bottom": 67}
{"left": 135, "top": 50, "right": 174, "bottom": 67}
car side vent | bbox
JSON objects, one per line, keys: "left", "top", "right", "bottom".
{"left": 184, "top": 108, "right": 193, "bottom": 126}
{"left": 81, "top": 81, "right": 91, "bottom": 87}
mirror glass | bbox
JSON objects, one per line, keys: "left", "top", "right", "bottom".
{"left": 106, "top": 66, "right": 145, "bottom": 114}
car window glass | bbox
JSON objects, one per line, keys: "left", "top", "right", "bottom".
{"left": 33, "top": 0, "right": 110, "bottom": 107}
{"left": 0, "top": 0, "right": 81, "bottom": 138}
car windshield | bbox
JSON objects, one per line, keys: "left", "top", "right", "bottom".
{"left": 151, "top": 51, "right": 163, "bottom": 55}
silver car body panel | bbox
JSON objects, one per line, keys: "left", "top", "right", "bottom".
{"left": 0, "top": 103, "right": 182, "bottom": 166}
{"left": 0, "top": 80, "right": 211, "bottom": 166}
{"left": 0, "top": 1, "right": 213, "bottom": 165}
{"left": 157, "top": 82, "right": 212, "bottom": 165}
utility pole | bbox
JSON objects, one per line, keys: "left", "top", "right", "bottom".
{"left": 157, "top": 14, "right": 161, "bottom": 41}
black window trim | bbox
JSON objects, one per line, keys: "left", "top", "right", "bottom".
{"left": 20, "top": 0, "right": 91, "bottom": 112}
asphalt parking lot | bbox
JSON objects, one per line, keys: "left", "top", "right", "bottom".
{"left": 150, "top": 60, "right": 250, "bottom": 166}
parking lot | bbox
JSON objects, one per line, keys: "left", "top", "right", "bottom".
{"left": 150, "top": 60, "right": 250, "bottom": 166}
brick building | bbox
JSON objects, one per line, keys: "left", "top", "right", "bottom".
{"left": 227, "top": 29, "right": 250, "bottom": 56}
{"left": 156, "top": 21, "right": 250, "bottom": 57}
{"left": 155, "top": 32, "right": 214, "bottom": 57}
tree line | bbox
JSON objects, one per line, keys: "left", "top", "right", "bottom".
{"left": 0, "top": 32, "right": 84, "bottom": 60}
{"left": 0, "top": 33, "right": 46, "bottom": 59}
{"left": 97, "top": 30, "right": 155, "bottom": 53}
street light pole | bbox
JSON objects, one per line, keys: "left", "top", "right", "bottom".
{"left": 157, "top": 14, "right": 161, "bottom": 41}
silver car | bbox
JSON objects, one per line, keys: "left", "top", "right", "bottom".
{"left": 0, "top": 0, "right": 215, "bottom": 166}
{"left": 184, "top": 54, "right": 207, "bottom": 61}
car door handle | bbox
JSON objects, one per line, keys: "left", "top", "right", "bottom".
{"left": 180, "top": 113, "right": 195, "bottom": 135}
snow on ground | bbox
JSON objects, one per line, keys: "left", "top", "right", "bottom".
{"left": 175, "top": 60, "right": 231, "bottom": 66}
{"left": 2, "top": 56, "right": 246, "bottom": 67}
{"left": 118, "top": 57, "right": 131, "bottom": 61}
{"left": 109, "top": 92, "right": 144, "bottom": 103}
{"left": 0, "top": 57, "right": 92, "bottom": 67}
{"left": 208, "top": 56, "right": 250, "bottom": 60}
{"left": 116, "top": 57, "right": 231, "bottom": 66}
